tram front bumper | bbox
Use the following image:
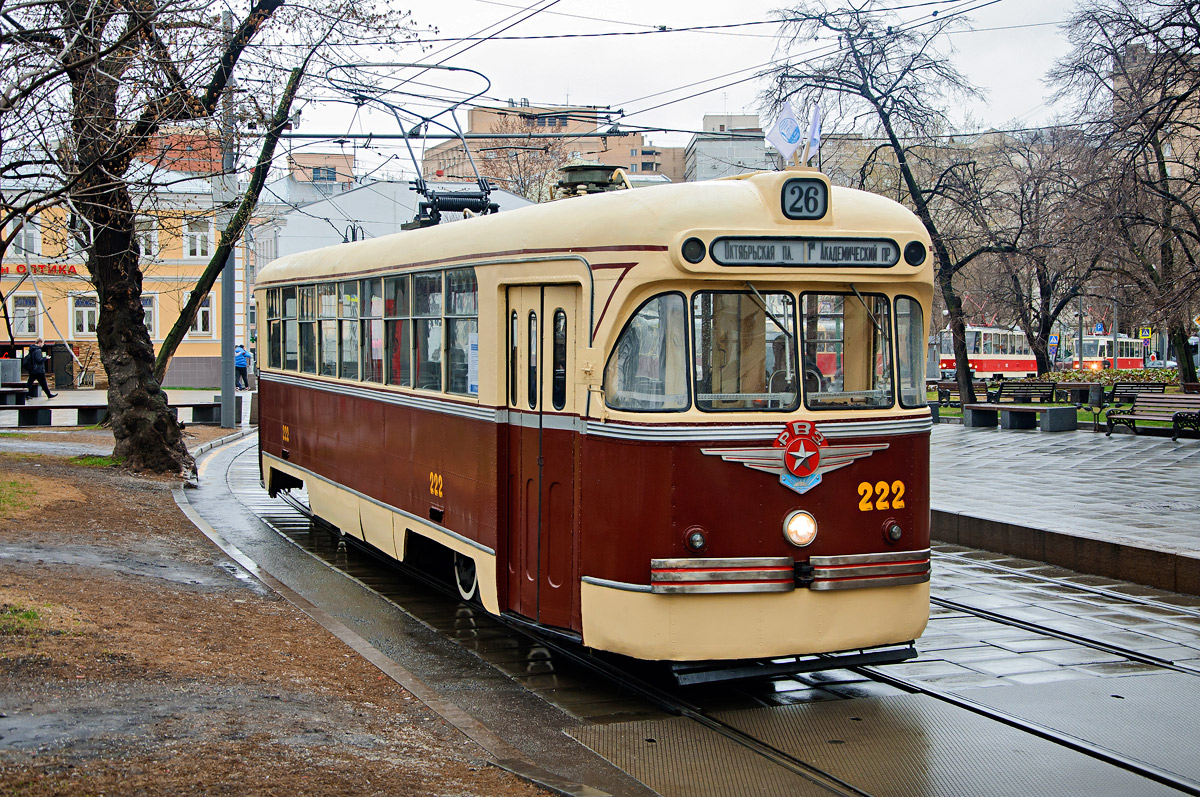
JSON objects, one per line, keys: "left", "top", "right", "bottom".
{"left": 649, "top": 549, "right": 931, "bottom": 593}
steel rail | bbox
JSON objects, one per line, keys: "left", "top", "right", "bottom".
{"left": 933, "top": 548, "right": 1200, "bottom": 619}
{"left": 931, "top": 595, "right": 1200, "bottom": 676}
{"left": 855, "top": 664, "right": 1200, "bottom": 797}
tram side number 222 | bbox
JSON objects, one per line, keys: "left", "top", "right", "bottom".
{"left": 858, "top": 480, "right": 905, "bottom": 511}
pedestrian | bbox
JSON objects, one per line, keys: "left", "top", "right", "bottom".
{"left": 234, "top": 343, "right": 250, "bottom": 391}
{"left": 24, "top": 338, "right": 56, "bottom": 399}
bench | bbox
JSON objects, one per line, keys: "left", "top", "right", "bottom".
{"left": 1106, "top": 381, "right": 1166, "bottom": 406}
{"left": 1055, "top": 381, "right": 1101, "bottom": 404}
{"left": 936, "top": 380, "right": 988, "bottom": 407}
{"left": 962, "top": 402, "right": 1078, "bottom": 432}
{"left": 986, "top": 381, "right": 1057, "bottom": 403}
{"left": 1183, "top": 382, "right": 1200, "bottom": 394}
{"left": 2, "top": 398, "right": 239, "bottom": 428}
{"left": 1105, "top": 393, "right": 1200, "bottom": 440}
{"left": 0, "top": 387, "right": 28, "bottom": 406}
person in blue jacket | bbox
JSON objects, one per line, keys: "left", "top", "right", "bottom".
{"left": 234, "top": 343, "right": 250, "bottom": 391}
{"left": 24, "top": 338, "right": 56, "bottom": 398}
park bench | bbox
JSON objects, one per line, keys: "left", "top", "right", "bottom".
{"left": 0, "top": 387, "right": 28, "bottom": 406}
{"left": 986, "top": 381, "right": 1058, "bottom": 404}
{"left": 1105, "top": 393, "right": 1200, "bottom": 440}
{"left": 2, "top": 398, "right": 239, "bottom": 428}
{"left": 1055, "top": 381, "right": 1101, "bottom": 404}
{"left": 1106, "top": 381, "right": 1166, "bottom": 406}
{"left": 962, "top": 401, "right": 1078, "bottom": 432}
{"left": 1183, "top": 382, "right": 1200, "bottom": 394}
{"left": 936, "top": 380, "right": 988, "bottom": 407}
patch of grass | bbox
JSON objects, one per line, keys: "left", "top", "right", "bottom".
{"left": 0, "top": 432, "right": 29, "bottom": 438}
{"left": 0, "top": 604, "right": 43, "bottom": 636}
{"left": 0, "top": 478, "right": 35, "bottom": 513}
{"left": 73, "top": 454, "right": 124, "bottom": 468}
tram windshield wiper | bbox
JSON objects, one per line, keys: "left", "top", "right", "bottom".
{"left": 745, "top": 282, "right": 793, "bottom": 339}
{"left": 850, "top": 284, "right": 883, "bottom": 333}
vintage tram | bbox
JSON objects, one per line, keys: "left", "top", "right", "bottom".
{"left": 255, "top": 167, "right": 933, "bottom": 669}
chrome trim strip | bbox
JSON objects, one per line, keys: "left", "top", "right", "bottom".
{"left": 810, "top": 573, "right": 930, "bottom": 591}
{"left": 585, "top": 415, "right": 931, "bottom": 441}
{"left": 810, "top": 548, "right": 931, "bottom": 567}
{"left": 652, "top": 582, "right": 795, "bottom": 594}
{"left": 812, "top": 562, "right": 931, "bottom": 579}
{"left": 651, "top": 556, "right": 793, "bottom": 569}
{"left": 652, "top": 570, "right": 795, "bottom": 583}
{"left": 581, "top": 575, "right": 653, "bottom": 593}
{"left": 261, "top": 452, "right": 495, "bottom": 555}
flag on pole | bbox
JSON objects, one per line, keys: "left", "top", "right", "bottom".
{"left": 802, "top": 105, "right": 821, "bottom": 164}
{"left": 765, "top": 101, "right": 804, "bottom": 162}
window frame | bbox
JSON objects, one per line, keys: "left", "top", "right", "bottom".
{"left": 602, "top": 291, "right": 692, "bottom": 413}
{"left": 72, "top": 294, "right": 99, "bottom": 337}
{"left": 799, "top": 290, "right": 897, "bottom": 412}
{"left": 10, "top": 295, "right": 39, "bottom": 337}
{"left": 184, "top": 216, "right": 213, "bottom": 259}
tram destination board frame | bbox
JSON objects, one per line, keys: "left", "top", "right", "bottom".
{"left": 711, "top": 236, "right": 902, "bottom": 268}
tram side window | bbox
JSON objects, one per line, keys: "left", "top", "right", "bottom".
{"left": 318, "top": 284, "right": 337, "bottom": 377}
{"left": 509, "top": 311, "right": 518, "bottom": 404}
{"left": 283, "top": 286, "right": 298, "bottom": 371}
{"left": 384, "top": 275, "right": 411, "bottom": 387}
{"left": 896, "top": 297, "right": 925, "bottom": 408}
{"left": 801, "top": 292, "right": 894, "bottom": 410}
{"left": 339, "top": 280, "right": 359, "bottom": 380}
{"left": 692, "top": 290, "right": 797, "bottom": 411}
{"left": 298, "top": 286, "right": 316, "bottom": 374}
{"left": 267, "top": 288, "right": 282, "bottom": 370}
{"left": 360, "top": 278, "right": 383, "bottom": 383}
{"left": 445, "top": 268, "right": 478, "bottom": 396}
{"left": 967, "top": 330, "right": 980, "bottom": 354}
{"left": 413, "top": 272, "right": 443, "bottom": 391}
{"left": 552, "top": 309, "right": 567, "bottom": 410}
{"left": 603, "top": 293, "right": 688, "bottom": 411}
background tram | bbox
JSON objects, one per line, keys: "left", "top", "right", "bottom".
{"left": 1066, "top": 335, "right": 1145, "bottom": 370}
{"left": 254, "top": 168, "right": 934, "bottom": 673}
{"left": 936, "top": 325, "right": 1037, "bottom": 379}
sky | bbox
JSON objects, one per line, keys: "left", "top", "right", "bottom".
{"left": 288, "top": 0, "right": 1080, "bottom": 177}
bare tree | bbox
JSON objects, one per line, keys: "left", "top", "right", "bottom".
{"left": 473, "top": 114, "right": 571, "bottom": 202}
{"left": 1051, "top": 0, "right": 1200, "bottom": 380}
{"left": 1, "top": 0, "right": 418, "bottom": 473}
{"left": 767, "top": 2, "right": 1015, "bottom": 402}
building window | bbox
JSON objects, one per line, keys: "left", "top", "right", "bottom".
{"left": 142, "top": 295, "right": 156, "bottom": 339}
{"left": 312, "top": 166, "right": 336, "bottom": 182}
{"left": 12, "top": 296, "right": 38, "bottom": 336}
{"left": 7, "top": 216, "right": 41, "bottom": 256}
{"left": 630, "top": 148, "right": 637, "bottom": 157}
{"left": 73, "top": 295, "right": 98, "bottom": 335}
{"left": 642, "top": 162, "right": 656, "bottom": 171}
{"left": 185, "top": 217, "right": 211, "bottom": 258}
{"left": 68, "top": 213, "right": 91, "bottom": 255}
{"left": 135, "top": 217, "right": 158, "bottom": 260}
{"left": 191, "top": 295, "right": 212, "bottom": 335}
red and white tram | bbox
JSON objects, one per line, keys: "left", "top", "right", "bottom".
{"left": 936, "top": 325, "right": 1037, "bottom": 379}
{"left": 255, "top": 168, "right": 933, "bottom": 670}
{"left": 1067, "top": 335, "right": 1144, "bottom": 370}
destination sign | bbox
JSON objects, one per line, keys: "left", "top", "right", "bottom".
{"left": 711, "top": 237, "right": 901, "bottom": 268}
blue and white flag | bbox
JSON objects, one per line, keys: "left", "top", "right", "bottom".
{"left": 802, "top": 105, "right": 821, "bottom": 164}
{"left": 765, "top": 101, "right": 804, "bottom": 161}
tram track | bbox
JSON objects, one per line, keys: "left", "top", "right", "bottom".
{"left": 216, "top": 441, "right": 1199, "bottom": 797}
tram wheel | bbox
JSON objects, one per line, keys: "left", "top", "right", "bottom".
{"left": 453, "top": 553, "right": 478, "bottom": 602}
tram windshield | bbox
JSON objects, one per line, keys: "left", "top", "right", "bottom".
{"left": 800, "top": 292, "right": 894, "bottom": 409}
{"left": 692, "top": 291, "right": 798, "bottom": 411}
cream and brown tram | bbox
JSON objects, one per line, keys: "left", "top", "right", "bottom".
{"left": 255, "top": 168, "right": 934, "bottom": 676}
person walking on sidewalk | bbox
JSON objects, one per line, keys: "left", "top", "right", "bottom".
{"left": 234, "top": 343, "right": 250, "bottom": 391}
{"left": 24, "top": 338, "right": 56, "bottom": 399}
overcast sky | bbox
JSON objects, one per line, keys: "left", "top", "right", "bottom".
{"left": 292, "top": 0, "right": 1080, "bottom": 175}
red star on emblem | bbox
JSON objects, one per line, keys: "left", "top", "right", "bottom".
{"left": 784, "top": 436, "right": 821, "bottom": 477}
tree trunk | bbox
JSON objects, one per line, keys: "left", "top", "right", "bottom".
{"left": 1170, "top": 321, "right": 1197, "bottom": 383}
{"left": 936, "top": 267, "right": 976, "bottom": 404}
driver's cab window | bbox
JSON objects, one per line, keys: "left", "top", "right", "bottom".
{"left": 801, "top": 292, "right": 894, "bottom": 409}
{"left": 603, "top": 293, "right": 688, "bottom": 411}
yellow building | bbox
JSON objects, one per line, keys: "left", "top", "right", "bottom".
{"left": 2, "top": 169, "right": 253, "bottom": 388}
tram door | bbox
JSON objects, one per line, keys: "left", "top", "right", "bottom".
{"left": 506, "top": 285, "right": 578, "bottom": 630}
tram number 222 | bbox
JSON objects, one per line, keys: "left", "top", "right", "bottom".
{"left": 858, "top": 480, "right": 905, "bottom": 511}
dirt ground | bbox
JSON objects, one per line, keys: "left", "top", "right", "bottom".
{"left": 0, "top": 433, "right": 545, "bottom": 796}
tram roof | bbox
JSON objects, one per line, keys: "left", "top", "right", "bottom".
{"left": 255, "top": 169, "right": 929, "bottom": 286}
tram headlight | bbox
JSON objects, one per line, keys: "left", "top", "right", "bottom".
{"left": 684, "top": 526, "right": 708, "bottom": 551}
{"left": 682, "top": 237, "right": 707, "bottom": 264}
{"left": 783, "top": 510, "right": 818, "bottom": 548}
